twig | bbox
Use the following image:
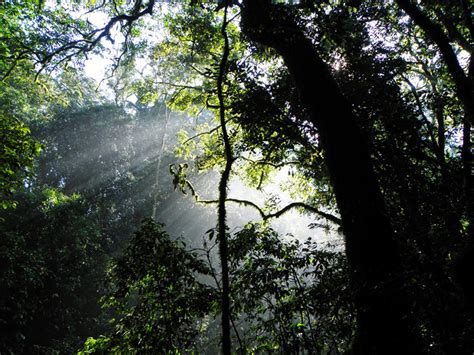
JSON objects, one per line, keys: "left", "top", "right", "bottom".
{"left": 182, "top": 124, "right": 222, "bottom": 144}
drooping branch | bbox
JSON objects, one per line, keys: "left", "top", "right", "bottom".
{"left": 261, "top": 201, "right": 341, "bottom": 224}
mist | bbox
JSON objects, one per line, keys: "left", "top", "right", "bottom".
{"left": 34, "top": 102, "right": 341, "bottom": 250}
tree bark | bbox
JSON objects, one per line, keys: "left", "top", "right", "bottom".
{"left": 216, "top": 4, "right": 232, "bottom": 354}
{"left": 241, "top": 1, "right": 421, "bottom": 352}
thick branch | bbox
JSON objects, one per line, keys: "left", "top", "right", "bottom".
{"left": 395, "top": 0, "right": 474, "bottom": 125}
{"left": 434, "top": 9, "right": 472, "bottom": 52}
{"left": 460, "top": 0, "right": 474, "bottom": 41}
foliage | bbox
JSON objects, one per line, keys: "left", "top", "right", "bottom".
{"left": 81, "top": 220, "right": 352, "bottom": 353}
{"left": 0, "top": 114, "right": 41, "bottom": 209}
{"left": 1, "top": 0, "right": 474, "bottom": 352}
{"left": 228, "top": 223, "right": 353, "bottom": 353}
{"left": 0, "top": 187, "right": 108, "bottom": 353}
{"left": 81, "top": 219, "right": 217, "bottom": 353}
{"left": 153, "top": 1, "right": 474, "bottom": 351}
{"left": 0, "top": 1, "right": 102, "bottom": 210}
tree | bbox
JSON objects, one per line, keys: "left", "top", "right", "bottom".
{"left": 394, "top": 0, "right": 474, "bottom": 307}
{"left": 228, "top": 223, "right": 353, "bottom": 353}
{"left": 0, "top": 188, "right": 107, "bottom": 353}
{"left": 80, "top": 219, "right": 218, "bottom": 353}
{"left": 239, "top": 1, "right": 422, "bottom": 352}
{"left": 81, "top": 220, "right": 353, "bottom": 353}
{"left": 0, "top": 114, "right": 40, "bottom": 209}
{"left": 2, "top": 0, "right": 474, "bottom": 352}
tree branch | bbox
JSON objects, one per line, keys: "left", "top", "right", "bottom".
{"left": 395, "top": 0, "right": 474, "bottom": 125}
{"left": 400, "top": 75, "right": 439, "bottom": 151}
{"left": 238, "top": 156, "right": 300, "bottom": 169}
{"left": 33, "top": 0, "right": 156, "bottom": 74}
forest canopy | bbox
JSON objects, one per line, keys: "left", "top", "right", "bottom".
{"left": 1, "top": 0, "right": 473, "bottom": 353}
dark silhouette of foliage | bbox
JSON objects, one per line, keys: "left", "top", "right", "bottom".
{"left": 0, "top": 188, "right": 107, "bottom": 353}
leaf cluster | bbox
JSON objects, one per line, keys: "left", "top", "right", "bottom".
{"left": 83, "top": 219, "right": 217, "bottom": 353}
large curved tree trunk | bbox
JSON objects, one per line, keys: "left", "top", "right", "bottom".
{"left": 241, "top": 1, "right": 421, "bottom": 353}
